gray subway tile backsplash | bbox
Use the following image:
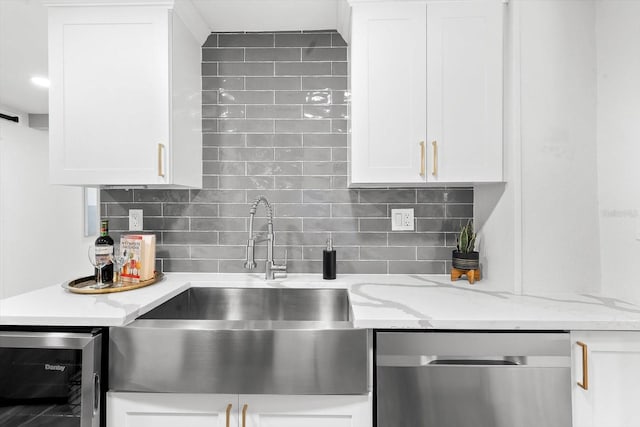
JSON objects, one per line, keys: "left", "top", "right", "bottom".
{"left": 332, "top": 62, "right": 347, "bottom": 76}
{"left": 301, "top": 76, "right": 348, "bottom": 90}
{"left": 202, "top": 90, "right": 218, "bottom": 104}
{"left": 275, "top": 119, "right": 331, "bottom": 133}
{"left": 202, "top": 76, "right": 244, "bottom": 90}
{"left": 218, "top": 176, "right": 274, "bottom": 190}
{"left": 202, "top": 48, "right": 244, "bottom": 62}
{"left": 246, "top": 161, "right": 303, "bottom": 176}
{"left": 275, "top": 90, "right": 333, "bottom": 105}
{"left": 246, "top": 133, "right": 302, "bottom": 147}
{"left": 219, "top": 90, "right": 274, "bottom": 105}
{"left": 203, "top": 133, "right": 245, "bottom": 147}
{"left": 245, "top": 105, "right": 302, "bottom": 119}
{"left": 218, "top": 33, "right": 274, "bottom": 47}
{"left": 331, "top": 33, "right": 347, "bottom": 47}
{"left": 218, "top": 62, "right": 274, "bottom": 76}
{"left": 101, "top": 30, "right": 473, "bottom": 274}
{"left": 303, "top": 105, "right": 348, "bottom": 119}
{"left": 245, "top": 48, "right": 301, "bottom": 61}
{"left": 201, "top": 63, "right": 218, "bottom": 76}
{"left": 275, "top": 62, "right": 332, "bottom": 76}
{"left": 274, "top": 175, "right": 332, "bottom": 189}
{"left": 218, "top": 119, "right": 273, "bottom": 133}
{"left": 302, "top": 47, "right": 348, "bottom": 61}
{"left": 275, "top": 33, "right": 332, "bottom": 48}
{"left": 303, "top": 133, "right": 347, "bottom": 147}
{"left": 246, "top": 77, "right": 301, "bottom": 90}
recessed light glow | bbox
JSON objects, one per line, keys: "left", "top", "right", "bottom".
{"left": 31, "top": 76, "right": 50, "bottom": 88}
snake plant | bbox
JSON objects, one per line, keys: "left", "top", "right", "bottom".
{"left": 456, "top": 220, "right": 477, "bottom": 254}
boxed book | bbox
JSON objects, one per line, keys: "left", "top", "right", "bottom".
{"left": 120, "top": 234, "right": 156, "bottom": 282}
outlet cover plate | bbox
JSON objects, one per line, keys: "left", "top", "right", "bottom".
{"left": 129, "top": 209, "right": 143, "bottom": 231}
{"left": 391, "top": 208, "right": 414, "bottom": 231}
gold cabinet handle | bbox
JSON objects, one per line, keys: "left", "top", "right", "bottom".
{"left": 577, "top": 341, "right": 589, "bottom": 390}
{"left": 225, "top": 404, "right": 233, "bottom": 427}
{"left": 432, "top": 140, "right": 438, "bottom": 177}
{"left": 157, "top": 143, "right": 165, "bottom": 177}
{"left": 419, "top": 141, "right": 425, "bottom": 176}
{"left": 242, "top": 404, "right": 248, "bottom": 427}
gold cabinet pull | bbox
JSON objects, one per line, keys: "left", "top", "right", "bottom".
{"left": 225, "top": 403, "right": 233, "bottom": 427}
{"left": 242, "top": 404, "right": 248, "bottom": 427}
{"left": 419, "top": 141, "right": 425, "bottom": 176}
{"left": 157, "top": 143, "right": 165, "bottom": 177}
{"left": 577, "top": 341, "right": 589, "bottom": 390}
{"left": 432, "top": 140, "right": 438, "bottom": 177}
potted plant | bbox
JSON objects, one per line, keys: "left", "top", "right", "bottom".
{"left": 452, "top": 220, "right": 479, "bottom": 271}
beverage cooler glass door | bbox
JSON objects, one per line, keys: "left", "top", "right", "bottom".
{"left": 0, "top": 331, "right": 102, "bottom": 427}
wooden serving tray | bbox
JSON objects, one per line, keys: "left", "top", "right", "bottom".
{"left": 62, "top": 272, "right": 164, "bottom": 294}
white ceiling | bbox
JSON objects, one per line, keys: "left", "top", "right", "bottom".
{"left": 0, "top": 0, "right": 341, "bottom": 115}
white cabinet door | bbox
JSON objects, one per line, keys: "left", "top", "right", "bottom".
{"left": 350, "top": 0, "right": 503, "bottom": 186}
{"left": 47, "top": 3, "right": 202, "bottom": 188}
{"left": 48, "top": 6, "right": 170, "bottom": 186}
{"left": 571, "top": 331, "right": 640, "bottom": 427}
{"left": 240, "top": 394, "right": 371, "bottom": 427}
{"left": 107, "top": 392, "right": 238, "bottom": 427}
{"left": 426, "top": 0, "right": 503, "bottom": 182}
{"left": 350, "top": 2, "right": 427, "bottom": 185}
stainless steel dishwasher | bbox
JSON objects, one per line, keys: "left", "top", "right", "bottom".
{"left": 376, "top": 331, "right": 572, "bottom": 427}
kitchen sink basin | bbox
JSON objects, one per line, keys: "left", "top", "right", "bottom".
{"left": 109, "top": 287, "right": 368, "bottom": 395}
{"left": 139, "top": 287, "right": 351, "bottom": 326}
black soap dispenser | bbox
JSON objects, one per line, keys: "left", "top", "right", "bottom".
{"left": 323, "top": 238, "right": 336, "bottom": 280}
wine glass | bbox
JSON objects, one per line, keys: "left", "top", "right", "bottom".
{"left": 109, "top": 245, "right": 128, "bottom": 287}
{"left": 88, "top": 244, "right": 111, "bottom": 289}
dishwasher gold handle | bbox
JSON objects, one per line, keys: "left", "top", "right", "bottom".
{"left": 419, "top": 141, "right": 425, "bottom": 177}
{"left": 225, "top": 403, "right": 232, "bottom": 427}
{"left": 157, "top": 143, "right": 165, "bottom": 177}
{"left": 577, "top": 341, "right": 589, "bottom": 390}
{"left": 242, "top": 404, "right": 248, "bottom": 427}
{"left": 432, "top": 140, "right": 438, "bottom": 177}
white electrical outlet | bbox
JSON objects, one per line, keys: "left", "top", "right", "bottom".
{"left": 129, "top": 209, "right": 143, "bottom": 231}
{"left": 391, "top": 208, "right": 414, "bottom": 231}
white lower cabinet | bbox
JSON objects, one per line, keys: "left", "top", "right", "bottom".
{"left": 107, "top": 392, "right": 371, "bottom": 427}
{"left": 571, "top": 331, "right": 640, "bottom": 427}
{"left": 241, "top": 394, "right": 371, "bottom": 427}
{"left": 107, "top": 393, "right": 238, "bottom": 427}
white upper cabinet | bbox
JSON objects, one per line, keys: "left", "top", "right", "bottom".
{"left": 46, "top": 1, "right": 204, "bottom": 188}
{"left": 426, "top": 0, "right": 503, "bottom": 183}
{"left": 349, "top": 0, "right": 504, "bottom": 186}
{"left": 350, "top": 2, "right": 427, "bottom": 185}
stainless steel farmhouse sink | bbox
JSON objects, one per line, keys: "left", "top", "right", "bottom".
{"left": 139, "top": 287, "right": 352, "bottom": 324}
{"left": 109, "top": 288, "right": 369, "bottom": 395}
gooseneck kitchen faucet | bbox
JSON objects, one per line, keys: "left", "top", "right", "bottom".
{"left": 244, "top": 196, "right": 287, "bottom": 280}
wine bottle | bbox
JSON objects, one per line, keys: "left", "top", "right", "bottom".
{"left": 95, "top": 220, "right": 114, "bottom": 283}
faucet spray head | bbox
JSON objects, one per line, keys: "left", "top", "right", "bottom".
{"left": 244, "top": 239, "right": 257, "bottom": 270}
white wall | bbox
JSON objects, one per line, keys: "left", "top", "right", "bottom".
{"left": 191, "top": 0, "right": 339, "bottom": 32}
{"left": 518, "top": 0, "right": 601, "bottom": 294}
{"left": 0, "top": 120, "right": 93, "bottom": 299}
{"left": 596, "top": 1, "right": 640, "bottom": 303}
{"left": 478, "top": 0, "right": 602, "bottom": 294}
{"left": 474, "top": 0, "right": 521, "bottom": 292}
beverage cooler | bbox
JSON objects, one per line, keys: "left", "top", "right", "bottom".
{"left": 0, "top": 329, "right": 104, "bottom": 427}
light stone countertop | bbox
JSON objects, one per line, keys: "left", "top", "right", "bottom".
{"left": 2, "top": 273, "right": 640, "bottom": 330}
